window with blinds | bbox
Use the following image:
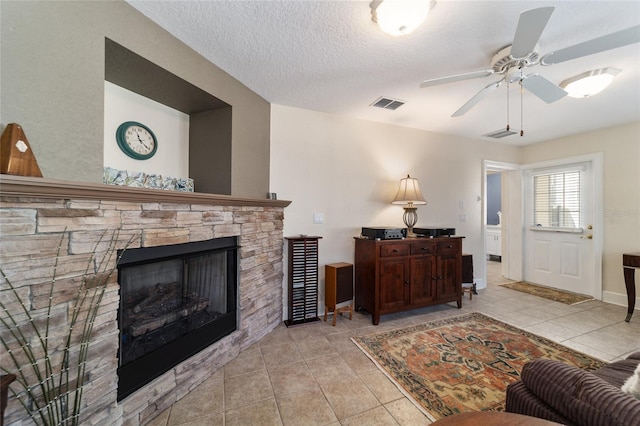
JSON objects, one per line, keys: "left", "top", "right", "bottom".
{"left": 533, "top": 171, "right": 581, "bottom": 229}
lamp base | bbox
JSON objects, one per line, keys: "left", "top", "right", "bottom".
{"left": 402, "top": 206, "right": 419, "bottom": 238}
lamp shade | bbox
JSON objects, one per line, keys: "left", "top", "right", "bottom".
{"left": 392, "top": 175, "right": 427, "bottom": 205}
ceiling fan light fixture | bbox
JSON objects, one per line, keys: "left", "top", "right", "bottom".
{"left": 560, "top": 67, "right": 621, "bottom": 98}
{"left": 370, "top": 0, "right": 432, "bottom": 37}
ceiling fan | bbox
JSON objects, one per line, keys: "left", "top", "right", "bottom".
{"left": 420, "top": 7, "right": 640, "bottom": 119}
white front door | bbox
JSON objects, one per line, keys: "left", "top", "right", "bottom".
{"left": 523, "top": 155, "right": 602, "bottom": 298}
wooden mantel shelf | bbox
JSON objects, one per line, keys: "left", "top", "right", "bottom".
{"left": 0, "top": 175, "right": 291, "bottom": 208}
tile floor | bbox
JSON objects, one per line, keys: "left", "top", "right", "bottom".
{"left": 148, "top": 260, "right": 640, "bottom": 426}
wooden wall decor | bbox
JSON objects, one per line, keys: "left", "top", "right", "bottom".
{"left": 1, "top": 123, "right": 43, "bottom": 177}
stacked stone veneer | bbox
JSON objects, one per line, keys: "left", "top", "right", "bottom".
{"left": 0, "top": 194, "right": 285, "bottom": 425}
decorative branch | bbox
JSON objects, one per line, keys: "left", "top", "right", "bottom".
{"left": 1, "top": 228, "right": 136, "bottom": 426}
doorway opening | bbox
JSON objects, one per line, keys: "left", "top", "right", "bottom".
{"left": 483, "top": 161, "right": 522, "bottom": 288}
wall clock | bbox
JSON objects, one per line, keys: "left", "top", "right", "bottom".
{"left": 116, "top": 121, "right": 158, "bottom": 160}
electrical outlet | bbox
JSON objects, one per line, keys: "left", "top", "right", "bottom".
{"left": 313, "top": 213, "right": 324, "bottom": 224}
{"left": 459, "top": 214, "right": 466, "bottom": 222}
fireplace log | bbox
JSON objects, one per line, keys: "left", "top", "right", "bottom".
{"left": 132, "top": 282, "right": 182, "bottom": 314}
{"left": 128, "top": 283, "right": 210, "bottom": 337}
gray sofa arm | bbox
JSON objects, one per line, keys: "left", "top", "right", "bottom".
{"left": 520, "top": 359, "right": 640, "bottom": 426}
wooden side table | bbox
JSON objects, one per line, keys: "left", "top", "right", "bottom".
{"left": 623, "top": 252, "right": 640, "bottom": 322}
{"left": 324, "top": 262, "right": 353, "bottom": 326}
{"left": 430, "top": 411, "right": 561, "bottom": 425}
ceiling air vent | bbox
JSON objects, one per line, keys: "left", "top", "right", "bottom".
{"left": 483, "top": 128, "right": 518, "bottom": 139}
{"left": 371, "top": 97, "right": 405, "bottom": 110}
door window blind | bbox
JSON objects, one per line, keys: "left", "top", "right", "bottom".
{"left": 533, "top": 171, "right": 581, "bottom": 228}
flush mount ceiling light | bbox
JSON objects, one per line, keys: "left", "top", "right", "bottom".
{"left": 560, "top": 67, "right": 621, "bottom": 98}
{"left": 370, "top": 0, "right": 432, "bottom": 37}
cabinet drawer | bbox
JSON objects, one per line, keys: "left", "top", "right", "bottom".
{"left": 410, "top": 242, "right": 436, "bottom": 255}
{"left": 437, "top": 240, "right": 460, "bottom": 254}
{"left": 380, "top": 244, "right": 409, "bottom": 257}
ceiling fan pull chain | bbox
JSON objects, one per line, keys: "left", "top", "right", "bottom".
{"left": 520, "top": 70, "right": 524, "bottom": 137}
{"left": 506, "top": 79, "right": 510, "bottom": 131}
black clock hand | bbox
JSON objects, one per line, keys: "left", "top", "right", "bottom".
{"left": 136, "top": 133, "right": 151, "bottom": 150}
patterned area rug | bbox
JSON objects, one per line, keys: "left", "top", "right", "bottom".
{"left": 500, "top": 281, "right": 594, "bottom": 305}
{"left": 351, "top": 312, "right": 605, "bottom": 421}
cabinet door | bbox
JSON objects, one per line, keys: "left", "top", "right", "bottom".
{"left": 486, "top": 230, "right": 502, "bottom": 256}
{"left": 494, "top": 233, "right": 502, "bottom": 256}
{"left": 410, "top": 255, "right": 436, "bottom": 305}
{"left": 437, "top": 253, "right": 459, "bottom": 299}
{"left": 379, "top": 258, "right": 409, "bottom": 311}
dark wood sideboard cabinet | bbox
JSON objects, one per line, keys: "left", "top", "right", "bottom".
{"left": 354, "top": 237, "right": 464, "bottom": 325}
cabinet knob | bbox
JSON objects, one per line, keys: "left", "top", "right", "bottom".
{"left": 447, "top": 245, "right": 452, "bottom": 248}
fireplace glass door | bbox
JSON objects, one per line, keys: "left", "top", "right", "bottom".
{"left": 117, "top": 237, "right": 238, "bottom": 400}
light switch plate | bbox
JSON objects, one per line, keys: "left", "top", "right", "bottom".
{"left": 313, "top": 213, "right": 324, "bottom": 224}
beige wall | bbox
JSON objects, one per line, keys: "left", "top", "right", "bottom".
{"left": 522, "top": 122, "right": 640, "bottom": 301}
{"left": 0, "top": 1, "right": 270, "bottom": 198}
{"left": 270, "top": 105, "right": 521, "bottom": 318}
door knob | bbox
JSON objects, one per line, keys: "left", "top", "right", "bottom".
{"left": 580, "top": 234, "right": 593, "bottom": 239}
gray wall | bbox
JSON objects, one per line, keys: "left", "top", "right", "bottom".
{"left": 190, "top": 108, "right": 232, "bottom": 195}
{"left": 487, "top": 173, "right": 501, "bottom": 225}
{"left": 0, "top": 1, "right": 270, "bottom": 198}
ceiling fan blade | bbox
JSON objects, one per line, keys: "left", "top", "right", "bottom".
{"left": 510, "top": 7, "right": 555, "bottom": 59}
{"left": 521, "top": 74, "right": 567, "bottom": 103}
{"left": 541, "top": 25, "right": 640, "bottom": 65}
{"left": 420, "top": 70, "right": 494, "bottom": 88}
{"left": 451, "top": 80, "right": 503, "bottom": 117}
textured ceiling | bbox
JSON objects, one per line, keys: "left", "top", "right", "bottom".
{"left": 127, "top": 0, "right": 640, "bottom": 146}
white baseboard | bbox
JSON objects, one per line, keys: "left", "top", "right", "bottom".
{"left": 602, "top": 290, "right": 639, "bottom": 311}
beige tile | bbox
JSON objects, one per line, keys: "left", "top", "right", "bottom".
{"left": 259, "top": 325, "right": 294, "bottom": 348}
{"left": 518, "top": 305, "right": 569, "bottom": 323}
{"left": 341, "top": 347, "right": 378, "bottom": 375}
{"left": 320, "top": 375, "right": 380, "bottom": 419}
{"left": 153, "top": 274, "right": 637, "bottom": 425}
{"left": 224, "top": 346, "right": 265, "bottom": 378}
{"left": 325, "top": 330, "right": 360, "bottom": 353}
{"left": 276, "top": 386, "right": 338, "bottom": 426}
{"left": 555, "top": 340, "right": 614, "bottom": 362}
{"left": 287, "top": 322, "right": 327, "bottom": 340}
{"left": 146, "top": 408, "right": 169, "bottom": 426}
{"left": 340, "top": 405, "right": 399, "bottom": 426}
{"left": 524, "top": 321, "right": 584, "bottom": 342}
{"left": 268, "top": 361, "right": 318, "bottom": 396}
{"left": 167, "top": 373, "right": 224, "bottom": 425}
{"left": 169, "top": 412, "right": 224, "bottom": 426}
{"left": 384, "top": 398, "right": 432, "bottom": 425}
{"left": 225, "top": 398, "right": 282, "bottom": 426}
{"left": 306, "top": 353, "right": 357, "bottom": 387}
{"left": 295, "top": 335, "right": 337, "bottom": 360}
{"left": 224, "top": 369, "right": 274, "bottom": 410}
{"left": 566, "top": 323, "right": 640, "bottom": 358}
{"left": 359, "top": 369, "right": 404, "bottom": 404}
{"left": 261, "top": 341, "right": 303, "bottom": 369}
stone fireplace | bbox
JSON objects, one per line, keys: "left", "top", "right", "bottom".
{"left": 0, "top": 175, "right": 289, "bottom": 425}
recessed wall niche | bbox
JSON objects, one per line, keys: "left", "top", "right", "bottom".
{"left": 105, "top": 38, "right": 232, "bottom": 195}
